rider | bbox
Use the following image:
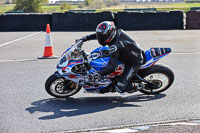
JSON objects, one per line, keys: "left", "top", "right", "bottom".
{"left": 78, "top": 21, "right": 144, "bottom": 93}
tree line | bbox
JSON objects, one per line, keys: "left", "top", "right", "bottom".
{"left": 13, "top": 0, "right": 120, "bottom": 13}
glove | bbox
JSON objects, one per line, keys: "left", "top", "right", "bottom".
{"left": 89, "top": 73, "right": 101, "bottom": 82}
{"left": 76, "top": 36, "right": 87, "bottom": 43}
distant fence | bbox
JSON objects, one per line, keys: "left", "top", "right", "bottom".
{"left": 5, "top": 10, "right": 24, "bottom": 13}
{"left": 190, "top": 7, "right": 200, "bottom": 11}
{"left": 52, "top": 11, "right": 115, "bottom": 31}
{"left": 124, "top": 8, "right": 156, "bottom": 12}
{"left": 0, "top": 10, "right": 200, "bottom": 31}
{"left": 186, "top": 11, "right": 200, "bottom": 29}
{"left": 0, "top": 13, "right": 51, "bottom": 31}
{"left": 68, "top": 9, "right": 96, "bottom": 13}
{"left": 116, "top": 11, "right": 184, "bottom": 30}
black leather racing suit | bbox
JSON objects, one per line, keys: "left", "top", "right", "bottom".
{"left": 86, "top": 29, "right": 144, "bottom": 93}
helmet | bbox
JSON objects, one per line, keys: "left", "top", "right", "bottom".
{"left": 96, "top": 21, "right": 117, "bottom": 46}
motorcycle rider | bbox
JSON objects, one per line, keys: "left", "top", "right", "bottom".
{"left": 78, "top": 21, "right": 144, "bottom": 93}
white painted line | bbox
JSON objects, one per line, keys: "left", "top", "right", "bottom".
{"left": 172, "top": 52, "right": 200, "bottom": 55}
{"left": 0, "top": 59, "right": 37, "bottom": 63}
{"left": 87, "top": 121, "right": 200, "bottom": 133}
{"left": 161, "top": 122, "right": 200, "bottom": 126}
{"left": 190, "top": 120, "right": 200, "bottom": 124}
{"left": 132, "top": 126, "right": 151, "bottom": 131}
{"left": 0, "top": 32, "right": 42, "bottom": 48}
{"left": 102, "top": 128, "right": 139, "bottom": 133}
{"left": 89, "top": 126, "right": 150, "bottom": 133}
{"left": 54, "top": 119, "right": 200, "bottom": 133}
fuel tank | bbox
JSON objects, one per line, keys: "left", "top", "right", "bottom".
{"left": 89, "top": 46, "right": 123, "bottom": 69}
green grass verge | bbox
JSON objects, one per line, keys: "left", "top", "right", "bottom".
{"left": 155, "top": 3, "right": 200, "bottom": 12}
{"left": 0, "top": 3, "right": 200, "bottom": 14}
{"left": 41, "top": 5, "right": 61, "bottom": 13}
{"left": 157, "top": 7, "right": 191, "bottom": 12}
{"left": 162, "top": 3, "right": 200, "bottom": 8}
{"left": 0, "top": 4, "right": 71, "bottom": 14}
{"left": 0, "top": 4, "right": 15, "bottom": 14}
{"left": 96, "top": 9, "right": 123, "bottom": 12}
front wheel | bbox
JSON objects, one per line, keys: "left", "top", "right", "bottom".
{"left": 45, "top": 73, "right": 81, "bottom": 98}
{"left": 138, "top": 64, "right": 174, "bottom": 94}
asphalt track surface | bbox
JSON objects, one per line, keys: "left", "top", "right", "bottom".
{"left": 0, "top": 30, "right": 200, "bottom": 133}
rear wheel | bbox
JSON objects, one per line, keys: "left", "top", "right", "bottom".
{"left": 45, "top": 73, "right": 81, "bottom": 98}
{"left": 138, "top": 64, "right": 174, "bottom": 94}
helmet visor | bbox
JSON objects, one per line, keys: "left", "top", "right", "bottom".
{"left": 96, "top": 32, "right": 110, "bottom": 45}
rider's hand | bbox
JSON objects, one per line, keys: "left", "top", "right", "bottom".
{"left": 89, "top": 73, "right": 101, "bottom": 81}
{"left": 76, "top": 36, "right": 87, "bottom": 43}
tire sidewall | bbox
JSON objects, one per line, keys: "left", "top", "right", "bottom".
{"left": 45, "top": 73, "right": 81, "bottom": 98}
{"left": 138, "top": 64, "right": 174, "bottom": 94}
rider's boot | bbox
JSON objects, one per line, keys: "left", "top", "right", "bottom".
{"left": 114, "top": 82, "right": 128, "bottom": 95}
{"left": 127, "top": 83, "right": 144, "bottom": 93}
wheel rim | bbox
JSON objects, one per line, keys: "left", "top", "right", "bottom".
{"left": 143, "top": 73, "right": 170, "bottom": 93}
{"left": 49, "top": 78, "right": 80, "bottom": 97}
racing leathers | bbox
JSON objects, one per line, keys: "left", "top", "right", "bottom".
{"left": 82, "top": 29, "right": 144, "bottom": 93}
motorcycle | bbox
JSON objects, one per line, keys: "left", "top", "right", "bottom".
{"left": 45, "top": 40, "right": 174, "bottom": 98}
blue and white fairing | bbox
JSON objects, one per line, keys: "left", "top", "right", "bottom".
{"left": 83, "top": 46, "right": 125, "bottom": 91}
{"left": 141, "top": 48, "right": 171, "bottom": 69}
{"left": 88, "top": 47, "right": 110, "bottom": 72}
{"left": 88, "top": 46, "right": 124, "bottom": 72}
{"left": 57, "top": 44, "right": 171, "bottom": 93}
{"left": 88, "top": 46, "right": 172, "bottom": 70}
{"left": 56, "top": 46, "right": 114, "bottom": 92}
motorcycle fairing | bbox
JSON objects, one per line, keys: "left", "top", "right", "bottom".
{"left": 57, "top": 46, "right": 171, "bottom": 93}
{"left": 89, "top": 46, "right": 124, "bottom": 72}
{"left": 151, "top": 48, "right": 171, "bottom": 58}
{"left": 57, "top": 48, "right": 111, "bottom": 91}
{"left": 89, "top": 57, "right": 110, "bottom": 71}
{"left": 88, "top": 46, "right": 110, "bottom": 71}
{"left": 141, "top": 48, "right": 171, "bottom": 69}
{"left": 89, "top": 46, "right": 171, "bottom": 71}
{"left": 92, "top": 46, "right": 109, "bottom": 52}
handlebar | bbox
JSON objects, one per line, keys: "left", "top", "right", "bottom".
{"left": 72, "top": 40, "right": 91, "bottom": 70}
{"left": 76, "top": 40, "right": 91, "bottom": 70}
{"left": 76, "top": 40, "right": 84, "bottom": 48}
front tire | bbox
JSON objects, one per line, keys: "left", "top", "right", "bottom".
{"left": 138, "top": 64, "right": 174, "bottom": 94}
{"left": 45, "top": 73, "right": 81, "bottom": 98}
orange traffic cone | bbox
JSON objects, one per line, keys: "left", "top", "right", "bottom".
{"left": 38, "top": 24, "right": 57, "bottom": 59}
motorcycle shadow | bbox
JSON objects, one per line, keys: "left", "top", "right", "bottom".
{"left": 26, "top": 94, "right": 166, "bottom": 120}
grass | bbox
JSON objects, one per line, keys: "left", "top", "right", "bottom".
{"left": 0, "top": 2, "right": 200, "bottom": 14}
{"left": 157, "top": 7, "right": 191, "bottom": 12}
{"left": 0, "top": 5, "right": 77, "bottom": 13}
{"left": 0, "top": 4, "right": 15, "bottom": 14}
{"left": 41, "top": 5, "right": 61, "bottom": 13}
{"left": 109, "top": 2, "right": 200, "bottom": 9}
{"left": 96, "top": 2, "right": 200, "bottom": 12}
{"left": 96, "top": 8, "right": 123, "bottom": 12}
{"left": 161, "top": 2, "right": 200, "bottom": 8}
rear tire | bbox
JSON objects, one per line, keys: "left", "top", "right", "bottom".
{"left": 45, "top": 73, "right": 81, "bottom": 98}
{"left": 138, "top": 64, "right": 174, "bottom": 94}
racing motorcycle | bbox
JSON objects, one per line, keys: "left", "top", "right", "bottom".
{"left": 45, "top": 40, "right": 174, "bottom": 98}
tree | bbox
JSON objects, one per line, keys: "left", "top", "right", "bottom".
{"left": 0, "top": 0, "right": 6, "bottom": 4}
{"left": 104, "top": 0, "right": 120, "bottom": 7}
{"left": 85, "top": 0, "right": 93, "bottom": 6}
{"left": 89, "top": 0, "right": 105, "bottom": 9}
{"left": 14, "top": 0, "right": 48, "bottom": 13}
{"left": 61, "top": 3, "right": 73, "bottom": 11}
